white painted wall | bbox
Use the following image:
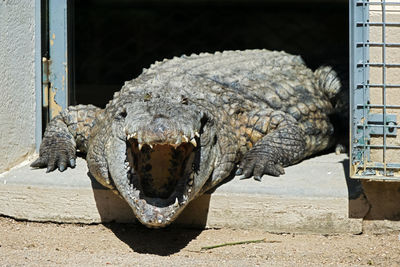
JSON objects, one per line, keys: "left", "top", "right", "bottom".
{"left": 0, "top": 1, "right": 37, "bottom": 172}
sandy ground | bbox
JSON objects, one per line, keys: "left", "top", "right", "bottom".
{"left": 1, "top": 216, "right": 399, "bottom": 266}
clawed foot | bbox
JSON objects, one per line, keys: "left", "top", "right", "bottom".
{"left": 30, "top": 134, "right": 76, "bottom": 172}
{"left": 236, "top": 157, "right": 285, "bottom": 182}
{"left": 335, "top": 144, "right": 347, "bottom": 155}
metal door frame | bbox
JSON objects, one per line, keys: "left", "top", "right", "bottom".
{"left": 35, "top": 0, "right": 73, "bottom": 151}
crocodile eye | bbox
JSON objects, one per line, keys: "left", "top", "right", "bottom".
{"left": 181, "top": 95, "right": 188, "bottom": 105}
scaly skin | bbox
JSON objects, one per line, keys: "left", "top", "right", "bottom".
{"left": 31, "top": 49, "right": 342, "bottom": 228}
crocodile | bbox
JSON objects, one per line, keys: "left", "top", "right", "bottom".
{"left": 31, "top": 49, "right": 343, "bottom": 228}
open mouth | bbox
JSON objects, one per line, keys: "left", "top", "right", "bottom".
{"left": 122, "top": 133, "right": 199, "bottom": 226}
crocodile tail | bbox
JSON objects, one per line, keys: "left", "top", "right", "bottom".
{"left": 315, "top": 65, "right": 349, "bottom": 151}
{"left": 314, "top": 66, "right": 342, "bottom": 100}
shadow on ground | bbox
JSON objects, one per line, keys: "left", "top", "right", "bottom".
{"left": 106, "top": 223, "right": 203, "bottom": 255}
{"left": 344, "top": 159, "right": 400, "bottom": 221}
{"left": 89, "top": 172, "right": 211, "bottom": 255}
{"left": 342, "top": 158, "right": 364, "bottom": 201}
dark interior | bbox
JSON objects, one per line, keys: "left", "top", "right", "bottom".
{"left": 72, "top": 0, "right": 348, "bottom": 108}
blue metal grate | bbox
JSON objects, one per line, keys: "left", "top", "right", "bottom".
{"left": 350, "top": 0, "right": 400, "bottom": 180}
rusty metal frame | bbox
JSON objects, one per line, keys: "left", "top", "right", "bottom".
{"left": 40, "top": 0, "right": 75, "bottom": 121}
{"left": 35, "top": 0, "right": 42, "bottom": 151}
{"left": 46, "top": 0, "right": 69, "bottom": 119}
{"left": 350, "top": 0, "right": 400, "bottom": 181}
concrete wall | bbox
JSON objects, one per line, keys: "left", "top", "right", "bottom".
{"left": 0, "top": 1, "right": 37, "bottom": 173}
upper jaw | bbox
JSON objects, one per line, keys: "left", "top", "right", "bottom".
{"left": 124, "top": 128, "right": 200, "bottom": 149}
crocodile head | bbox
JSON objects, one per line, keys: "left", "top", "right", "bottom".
{"left": 104, "top": 95, "right": 217, "bottom": 228}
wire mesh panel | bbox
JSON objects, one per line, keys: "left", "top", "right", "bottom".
{"left": 350, "top": 0, "right": 400, "bottom": 180}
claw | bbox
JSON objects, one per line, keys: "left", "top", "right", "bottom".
{"left": 69, "top": 158, "right": 76, "bottom": 168}
{"left": 58, "top": 163, "right": 66, "bottom": 172}
{"left": 46, "top": 165, "right": 57, "bottom": 173}
{"left": 253, "top": 175, "right": 262, "bottom": 182}
{"left": 30, "top": 158, "right": 46, "bottom": 168}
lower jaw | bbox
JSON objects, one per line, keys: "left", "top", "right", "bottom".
{"left": 125, "top": 149, "right": 196, "bottom": 227}
{"left": 124, "top": 179, "right": 193, "bottom": 228}
{"left": 128, "top": 195, "right": 187, "bottom": 228}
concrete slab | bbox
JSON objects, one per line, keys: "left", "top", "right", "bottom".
{"left": 0, "top": 153, "right": 363, "bottom": 234}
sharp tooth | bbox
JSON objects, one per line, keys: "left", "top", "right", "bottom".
{"left": 149, "top": 144, "right": 153, "bottom": 149}
{"left": 138, "top": 143, "right": 143, "bottom": 150}
{"left": 182, "top": 135, "right": 189, "bottom": 143}
{"left": 188, "top": 179, "right": 193, "bottom": 186}
{"left": 190, "top": 138, "right": 197, "bottom": 147}
{"left": 188, "top": 188, "right": 192, "bottom": 193}
{"left": 195, "top": 132, "right": 200, "bottom": 137}
{"left": 173, "top": 198, "right": 179, "bottom": 207}
{"left": 133, "top": 132, "right": 138, "bottom": 138}
{"left": 183, "top": 195, "right": 188, "bottom": 202}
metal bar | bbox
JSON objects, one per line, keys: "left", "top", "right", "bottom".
{"left": 357, "top": 42, "right": 400, "bottom": 47}
{"left": 368, "top": 83, "right": 400, "bottom": 87}
{"left": 360, "top": 162, "right": 400, "bottom": 168}
{"left": 382, "top": 0, "right": 388, "bottom": 175}
{"left": 356, "top": 104, "right": 400, "bottom": 108}
{"left": 354, "top": 177, "right": 400, "bottom": 181}
{"left": 358, "top": 1, "right": 400, "bottom": 5}
{"left": 35, "top": 0, "right": 42, "bottom": 152}
{"left": 356, "top": 124, "right": 400, "bottom": 129}
{"left": 350, "top": 0, "right": 356, "bottom": 175}
{"left": 357, "top": 22, "right": 400, "bottom": 26}
{"left": 48, "top": 0, "right": 69, "bottom": 119}
{"left": 354, "top": 144, "right": 400, "bottom": 148}
{"left": 362, "top": 0, "right": 369, "bottom": 171}
{"left": 350, "top": 0, "right": 372, "bottom": 177}
{"left": 357, "top": 63, "right": 400, "bottom": 67}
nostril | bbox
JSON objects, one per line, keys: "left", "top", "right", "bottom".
{"left": 115, "top": 109, "right": 127, "bottom": 120}
{"left": 120, "top": 111, "right": 127, "bottom": 118}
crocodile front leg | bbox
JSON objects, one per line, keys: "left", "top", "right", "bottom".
{"left": 31, "top": 104, "right": 102, "bottom": 172}
{"left": 236, "top": 114, "right": 306, "bottom": 181}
